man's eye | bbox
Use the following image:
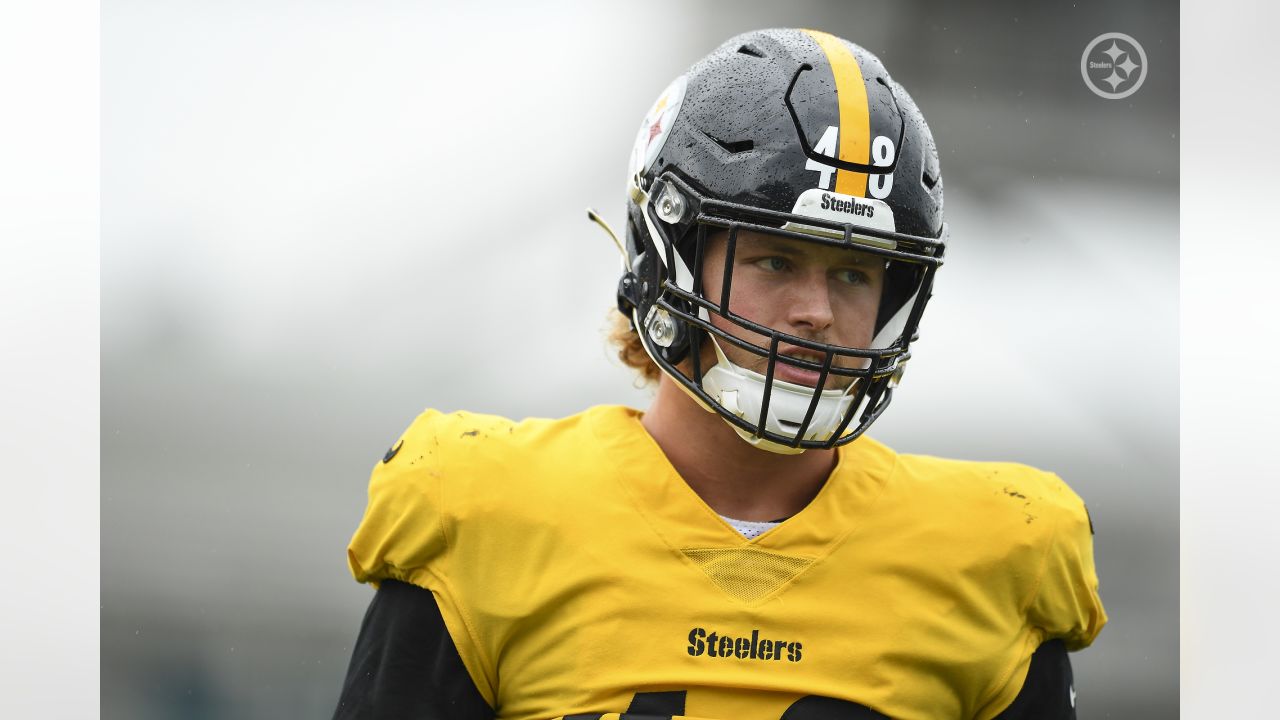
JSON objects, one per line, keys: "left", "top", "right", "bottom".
{"left": 753, "top": 257, "right": 788, "bottom": 272}
{"left": 835, "top": 269, "right": 869, "bottom": 286}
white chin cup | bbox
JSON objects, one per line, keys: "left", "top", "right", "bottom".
{"left": 700, "top": 339, "right": 856, "bottom": 454}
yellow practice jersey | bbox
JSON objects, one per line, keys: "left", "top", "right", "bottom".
{"left": 347, "top": 406, "right": 1106, "bottom": 720}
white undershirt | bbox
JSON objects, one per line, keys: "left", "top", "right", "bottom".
{"left": 719, "top": 514, "right": 782, "bottom": 540}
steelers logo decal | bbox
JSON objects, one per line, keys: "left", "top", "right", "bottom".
{"left": 630, "top": 74, "right": 688, "bottom": 180}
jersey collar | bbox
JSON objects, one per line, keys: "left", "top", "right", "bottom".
{"left": 586, "top": 405, "right": 899, "bottom": 558}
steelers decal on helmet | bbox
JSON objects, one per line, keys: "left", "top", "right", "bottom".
{"left": 630, "top": 74, "right": 688, "bottom": 182}
{"left": 786, "top": 189, "right": 896, "bottom": 245}
{"left": 800, "top": 30, "right": 897, "bottom": 200}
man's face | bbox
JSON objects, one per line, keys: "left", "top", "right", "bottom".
{"left": 698, "top": 229, "right": 886, "bottom": 390}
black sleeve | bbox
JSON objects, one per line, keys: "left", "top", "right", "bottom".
{"left": 332, "top": 580, "right": 495, "bottom": 720}
{"left": 991, "top": 640, "right": 1076, "bottom": 719}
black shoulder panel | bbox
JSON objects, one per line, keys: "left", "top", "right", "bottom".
{"left": 993, "top": 640, "right": 1076, "bottom": 719}
{"left": 332, "top": 580, "right": 494, "bottom": 720}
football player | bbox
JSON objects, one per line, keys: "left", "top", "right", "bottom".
{"left": 333, "top": 29, "right": 1106, "bottom": 720}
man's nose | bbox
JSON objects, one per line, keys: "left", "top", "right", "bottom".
{"left": 785, "top": 271, "right": 835, "bottom": 332}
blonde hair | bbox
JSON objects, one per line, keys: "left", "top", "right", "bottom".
{"left": 606, "top": 308, "right": 662, "bottom": 385}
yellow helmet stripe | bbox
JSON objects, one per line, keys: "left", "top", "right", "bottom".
{"left": 803, "top": 29, "right": 870, "bottom": 198}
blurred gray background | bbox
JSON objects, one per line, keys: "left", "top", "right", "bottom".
{"left": 102, "top": 1, "right": 1177, "bottom": 717}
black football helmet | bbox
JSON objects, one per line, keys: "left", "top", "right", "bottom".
{"left": 604, "top": 28, "right": 947, "bottom": 453}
